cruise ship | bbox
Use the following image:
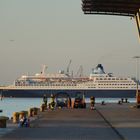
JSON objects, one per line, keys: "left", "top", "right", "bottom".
{"left": 0, "top": 64, "right": 138, "bottom": 98}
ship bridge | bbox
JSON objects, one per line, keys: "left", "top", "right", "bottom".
{"left": 82, "top": 0, "right": 140, "bottom": 39}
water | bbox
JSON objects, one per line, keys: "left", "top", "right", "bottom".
{"left": 0, "top": 98, "right": 136, "bottom": 118}
{"left": 0, "top": 98, "right": 42, "bottom": 118}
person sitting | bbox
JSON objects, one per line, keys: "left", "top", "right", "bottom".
{"left": 50, "top": 101, "right": 55, "bottom": 110}
{"left": 19, "top": 116, "right": 30, "bottom": 127}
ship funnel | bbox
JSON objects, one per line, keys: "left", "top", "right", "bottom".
{"left": 92, "top": 64, "right": 105, "bottom": 74}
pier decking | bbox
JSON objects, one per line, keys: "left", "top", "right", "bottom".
{"left": 1, "top": 103, "right": 140, "bottom": 140}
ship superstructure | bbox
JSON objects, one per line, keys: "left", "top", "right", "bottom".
{"left": 0, "top": 64, "right": 138, "bottom": 98}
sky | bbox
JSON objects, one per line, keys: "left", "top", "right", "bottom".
{"left": 0, "top": 0, "right": 140, "bottom": 84}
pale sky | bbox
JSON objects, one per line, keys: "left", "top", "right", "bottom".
{"left": 0, "top": 0, "right": 140, "bottom": 84}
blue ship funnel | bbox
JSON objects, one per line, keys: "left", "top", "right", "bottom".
{"left": 92, "top": 64, "right": 105, "bottom": 74}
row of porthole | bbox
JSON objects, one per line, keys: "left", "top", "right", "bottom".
{"left": 96, "top": 78, "right": 128, "bottom": 80}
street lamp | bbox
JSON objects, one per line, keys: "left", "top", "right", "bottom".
{"left": 133, "top": 56, "right": 140, "bottom": 82}
{"left": 133, "top": 56, "right": 140, "bottom": 106}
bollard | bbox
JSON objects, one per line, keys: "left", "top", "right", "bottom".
{"left": 19, "top": 111, "right": 28, "bottom": 120}
{"left": 28, "top": 108, "right": 37, "bottom": 117}
{"left": 32, "top": 107, "right": 38, "bottom": 115}
{"left": 67, "top": 98, "right": 71, "bottom": 108}
{"left": 23, "top": 111, "right": 28, "bottom": 116}
{"left": 0, "top": 116, "right": 9, "bottom": 128}
{"left": 118, "top": 100, "right": 122, "bottom": 105}
{"left": 12, "top": 112, "right": 19, "bottom": 123}
{"left": 125, "top": 98, "right": 128, "bottom": 103}
{"left": 19, "top": 112, "right": 25, "bottom": 120}
{"left": 40, "top": 104, "right": 45, "bottom": 112}
{"left": 121, "top": 98, "right": 124, "bottom": 103}
{"left": 71, "top": 99, "right": 75, "bottom": 109}
{"left": 137, "top": 104, "right": 140, "bottom": 108}
{"left": 101, "top": 101, "right": 105, "bottom": 105}
{"left": 28, "top": 108, "right": 34, "bottom": 117}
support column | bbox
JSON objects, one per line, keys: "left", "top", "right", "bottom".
{"left": 135, "top": 12, "right": 140, "bottom": 40}
{"left": 136, "top": 10, "right": 140, "bottom": 107}
{"left": 138, "top": 10, "right": 140, "bottom": 34}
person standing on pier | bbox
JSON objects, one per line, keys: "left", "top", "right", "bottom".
{"left": 50, "top": 94, "right": 55, "bottom": 110}
{"left": 43, "top": 94, "right": 48, "bottom": 109}
{"left": 90, "top": 96, "right": 95, "bottom": 110}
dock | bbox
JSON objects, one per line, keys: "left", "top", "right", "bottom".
{"left": 1, "top": 103, "right": 140, "bottom": 140}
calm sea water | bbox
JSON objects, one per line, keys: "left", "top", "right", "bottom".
{"left": 0, "top": 98, "right": 136, "bottom": 118}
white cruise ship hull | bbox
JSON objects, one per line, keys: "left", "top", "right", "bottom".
{"left": 0, "top": 64, "right": 137, "bottom": 98}
{"left": 0, "top": 88, "right": 136, "bottom": 98}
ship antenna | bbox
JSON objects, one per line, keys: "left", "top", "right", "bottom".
{"left": 76, "top": 65, "right": 83, "bottom": 77}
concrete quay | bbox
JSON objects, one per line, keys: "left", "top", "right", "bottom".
{"left": 1, "top": 103, "right": 140, "bottom": 140}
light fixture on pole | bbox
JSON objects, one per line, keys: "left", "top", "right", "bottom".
{"left": 133, "top": 56, "right": 140, "bottom": 107}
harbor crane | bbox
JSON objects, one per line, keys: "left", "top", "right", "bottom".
{"left": 76, "top": 65, "right": 83, "bottom": 77}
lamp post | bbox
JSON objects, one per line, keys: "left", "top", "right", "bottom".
{"left": 133, "top": 56, "right": 140, "bottom": 106}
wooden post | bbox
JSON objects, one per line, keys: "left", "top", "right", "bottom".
{"left": 13, "top": 112, "right": 19, "bottom": 123}
{"left": 0, "top": 116, "right": 9, "bottom": 128}
{"left": 136, "top": 86, "right": 140, "bottom": 108}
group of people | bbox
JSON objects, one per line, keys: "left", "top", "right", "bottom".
{"left": 43, "top": 94, "right": 95, "bottom": 110}
{"left": 19, "top": 116, "right": 30, "bottom": 127}
{"left": 18, "top": 95, "right": 95, "bottom": 127}
{"left": 18, "top": 94, "right": 56, "bottom": 127}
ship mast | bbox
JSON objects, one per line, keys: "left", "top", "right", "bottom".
{"left": 41, "top": 65, "right": 47, "bottom": 75}
{"left": 66, "top": 60, "right": 72, "bottom": 76}
{"left": 76, "top": 65, "right": 83, "bottom": 78}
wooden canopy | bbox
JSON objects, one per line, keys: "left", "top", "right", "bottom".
{"left": 82, "top": 0, "right": 140, "bottom": 17}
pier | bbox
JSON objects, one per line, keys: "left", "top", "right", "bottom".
{"left": 0, "top": 103, "right": 140, "bottom": 140}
